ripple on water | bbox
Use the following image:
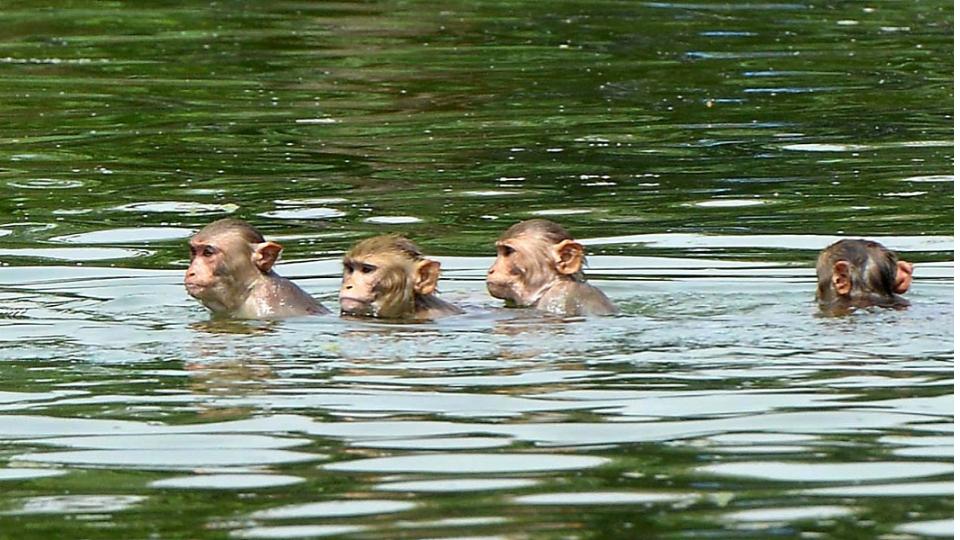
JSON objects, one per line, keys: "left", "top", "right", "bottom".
{"left": 900, "top": 175, "right": 953, "bottom": 183}
{"left": 8, "top": 178, "right": 85, "bottom": 189}
{"left": 274, "top": 198, "right": 349, "bottom": 206}
{"left": 892, "top": 445, "right": 953, "bottom": 458}
{"left": 515, "top": 491, "right": 697, "bottom": 505}
{"left": 691, "top": 199, "right": 768, "bottom": 208}
{"left": 28, "top": 434, "right": 311, "bottom": 450}
{"left": 798, "top": 481, "right": 953, "bottom": 497}
{"left": 580, "top": 233, "right": 954, "bottom": 252}
{"left": 881, "top": 191, "right": 927, "bottom": 198}
{"left": 376, "top": 478, "right": 538, "bottom": 493}
{"left": 324, "top": 453, "right": 610, "bottom": 474}
{"left": 0, "top": 468, "right": 68, "bottom": 481}
{"left": 12, "top": 449, "right": 324, "bottom": 470}
{"left": 294, "top": 117, "right": 339, "bottom": 124}
{"left": 706, "top": 434, "right": 817, "bottom": 444}
{"left": 0, "top": 247, "right": 150, "bottom": 261}
{"left": 460, "top": 190, "right": 522, "bottom": 197}
{"left": 895, "top": 519, "right": 954, "bottom": 537}
{"left": 781, "top": 143, "right": 870, "bottom": 152}
{"left": 723, "top": 505, "right": 856, "bottom": 523}
{"left": 151, "top": 474, "right": 305, "bottom": 490}
{"left": 231, "top": 525, "right": 367, "bottom": 539}
{"left": 250, "top": 500, "right": 416, "bottom": 519}
{"left": 49, "top": 227, "right": 195, "bottom": 244}
{"left": 113, "top": 202, "right": 239, "bottom": 215}
{"left": 363, "top": 216, "right": 423, "bottom": 224}
{"left": 531, "top": 209, "right": 593, "bottom": 216}
{"left": 782, "top": 140, "right": 952, "bottom": 152}
{"left": 697, "top": 461, "right": 952, "bottom": 482}
{"left": 258, "top": 208, "right": 346, "bottom": 220}
{"left": 2, "top": 495, "right": 146, "bottom": 515}
{"left": 708, "top": 445, "right": 808, "bottom": 454}
{"left": 351, "top": 436, "right": 511, "bottom": 450}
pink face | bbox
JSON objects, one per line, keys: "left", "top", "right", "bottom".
{"left": 184, "top": 233, "right": 251, "bottom": 305}
{"left": 486, "top": 238, "right": 543, "bottom": 307}
{"left": 184, "top": 238, "right": 221, "bottom": 299}
{"left": 339, "top": 255, "right": 384, "bottom": 316}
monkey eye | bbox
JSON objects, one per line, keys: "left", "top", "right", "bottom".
{"left": 360, "top": 263, "right": 377, "bottom": 274}
{"left": 202, "top": 246, "right": 217, "bottom": 257}
{"left": 499, "top": 245, "right": 515, "bottom": 256}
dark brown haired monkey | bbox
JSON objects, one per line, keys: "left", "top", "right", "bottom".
{"left": 184, "top": 218, "right": 328, "bottom": 319}
{"left": 340, "top": 235, "right": 462, "bottom": 320}
{"left": 816, "top": 238, "right": 914, "bottom": 315}
{"left": 486, "top": 219, "right": 617, "bottom": 317}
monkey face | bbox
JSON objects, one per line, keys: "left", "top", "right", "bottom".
{"left": 340, "top": 249, "right": 439, "bottom": 319}
{"left": 184, "top": 234, "right": 260, "bottom": 312}
{"left": 340, "top": 255, "right": 389, "bottom": 316}
{"left": 486, "top": 239, "right": 543, "bottom": 307}
{"left": 340, "top": 259, "right": 378, "bottom": 315}
{"left": 185, "top": 237, "right": 228, "bottom": 301}
{"left": 487, "top": 229, "right": 588, "bottom": 309}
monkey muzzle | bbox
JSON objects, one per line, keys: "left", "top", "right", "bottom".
{"left": 339, "top": 296, "right": 373, "bottom": 316}
{"left": 183, "top": 281, "right": 206, "bottom": 299}
{"left": 485, "top": 281, "right": 510, "bottom": 300}
{"left": 487, "top": 279, "right": 527, "bottom": 304}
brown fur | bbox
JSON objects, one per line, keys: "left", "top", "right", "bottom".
{"left": 499, "top": 219, "right": 586, "bottom": 281}
{"left": 195, "top": 218, "right": 265, "bottom": 244}
{"left": 347, "top": 235, "right": 425, "bottom": 261}
{"left": 184, "top": 219, "right": 327, "bottom": 319}
{"left": 816, "top": 238, "right": 910, "bottom": 314}
{"left": 340, "top": 235, "right": 461, "bottom": 320}
{"left": 487, "top": 219, "right": 616, "bottom": 316}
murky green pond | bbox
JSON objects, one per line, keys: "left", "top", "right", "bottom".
{"left": 0, "top": 1, "right": 953, "bottom": 538}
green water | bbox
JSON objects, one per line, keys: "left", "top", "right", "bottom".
{"left": 0, "top": 1, "right": 953, "bottom": 539}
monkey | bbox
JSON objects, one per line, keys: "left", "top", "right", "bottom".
{"left": 486, "top": 219, "right": 618, "bottom": 317}
{"left": 184, "top": 218, "right": 328, "bottom": 319}
{"left": 339, "top": 234, "right": 462, "bottom": 320}
{"left": 815, "top": 238, "right": 914, "bottom": 314}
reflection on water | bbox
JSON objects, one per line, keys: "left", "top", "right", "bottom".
{"left": 2, "top": 495, "right": 147, "bottom": 516}
{"left": 150, "top": 474, "right": 306, "bottom": 490}
{"left": 0, "top": 0, "right": 952, "bottom": 538}
{"left": 0, "top": 251, "right": 951, "bottom": 537}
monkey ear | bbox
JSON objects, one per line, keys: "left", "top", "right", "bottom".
{"left": 894, "top": 260, "right": 913, "bottom": 294}
{"left": 414, "top": 259, "right": 441, "bottom": 295}
{"left": 253, "top": 241, "right": 283, "bottom": 273}
{"left": 832, "top": 260, "right": 852, "bottom": 296}
{"left": 552, "top": 239, "right": 584, "bottom": 275}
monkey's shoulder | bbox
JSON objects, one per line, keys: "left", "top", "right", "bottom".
{"left": 569, "top": 282, "right": 618, "bottom": 316}
{"left": 415, "top": 294, "right": 464, "bottom": 320}
{"left": 537, "top": 281, "right": 617, "bottom": 317}
{"left": 256, "top": 275, "right": 330, "bottom": 316}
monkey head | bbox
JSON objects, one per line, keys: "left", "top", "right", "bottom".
{"left": 185, "top": 219, "right": 282, "bottom": 314}
{"left": 340, "top": 235, "right": 441, "bottom": 319}
{"left": 486, "top": 219, "right": 585, "bottom": 307}
{"left": 816, "top": 238, "right": 913, "bottom": 311}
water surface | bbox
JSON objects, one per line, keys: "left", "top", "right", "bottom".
{"left": 0, "top": 1, "right": 952, "bottom": 538}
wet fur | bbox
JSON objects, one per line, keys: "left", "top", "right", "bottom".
{"left": 816, "top": 239, "right": 907, "bottom": 312}
{"left": 488, "top": 219, "right": 616, "bottom": 316}
{"left": 341, "top": 235, "right": 461, "bottom": 320}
